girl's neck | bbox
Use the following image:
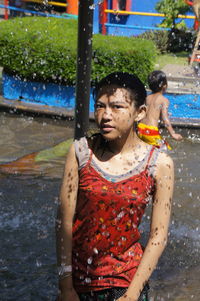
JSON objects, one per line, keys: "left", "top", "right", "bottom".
{"left": 104, "top": 130, "right": 140, "bottom": 155}
{"left": 153, "top": 90, "right": 163, "bottom": 96}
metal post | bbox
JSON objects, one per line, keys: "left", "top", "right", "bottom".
{"left": 74, "top": 0, "right": 94, "bottom": 139}
{"left": 99, "top": 0, "right": 108, "bottom": 35}
{"left": 4, "top": 0, "right": 9, "bottom": 20}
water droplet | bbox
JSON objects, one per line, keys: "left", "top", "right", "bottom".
{"left": 36, "top": 259, "right": 42, "bottom": 267}
{"left": 93, "top": 248, "right": 98, "bottom": 254}
{"left": 89, "top": 4, "right": 95, "bottom": 10}
{"left": 85, "top": 277, "right": 91, "bottom": 283}
{"left": 87, "top": 257, "right": 93, "bottom": 264}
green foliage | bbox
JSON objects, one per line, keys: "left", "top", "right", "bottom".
{"left": 137, "top": 30, "right": 169, "bottom": 54}
{"left": 92, "top": 34, "right": 156, "bottom": 84}
{"left": 138, "top": 28, "right": 195, "bottom": 54}
{"left": 155, "top": 0, "right": 190, "bottom": 29}
{"left": 0, "top": 17, "right": 156, "bottom": 85}
{"left": 167, "top": 29, "right": 195, "bottom": 52}
{"left": 0, "top": 17, "right": 78, "bottom": 84}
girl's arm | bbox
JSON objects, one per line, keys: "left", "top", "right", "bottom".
{"left": 118, "top": 152, "right": 174, "bottom": 301}
{"left": 161, "top": 98, "right": 183, "bottom": 141}
{"left": 56, "top": 143, "right": 80, "bottom": 301}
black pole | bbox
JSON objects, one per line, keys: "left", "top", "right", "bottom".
{"left": 74, "top": 0, "right": 94, "bottom": 139}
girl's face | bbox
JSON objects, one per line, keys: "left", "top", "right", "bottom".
{"left": 94, "top": 85, "right": 140, "bottom": 140}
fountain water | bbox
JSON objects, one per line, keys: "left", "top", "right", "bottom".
{"left": 0, "top": 112, "right": 199, "bottom": 300}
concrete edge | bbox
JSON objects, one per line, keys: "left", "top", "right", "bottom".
{"left": 0, "top": 96, "right": 95, "bottom": 121}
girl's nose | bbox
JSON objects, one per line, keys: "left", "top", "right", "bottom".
{"left": 102, "top": 107, "right": 112, "bottom": 119}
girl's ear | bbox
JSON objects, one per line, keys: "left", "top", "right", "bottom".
{"left": 162, "top": 84, "right": 167, "bottom": 92}
{"left": 135, "top": 105, "right": 146, "bottom": 122}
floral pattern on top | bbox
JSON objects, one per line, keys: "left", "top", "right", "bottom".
{"left": 72, "top": 139, "right": 156, "bottom": 293}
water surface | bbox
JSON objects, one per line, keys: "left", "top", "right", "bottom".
{"left": 0, "top": 112, "right": 199, "bottom": 300}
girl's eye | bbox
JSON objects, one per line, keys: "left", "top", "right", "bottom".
{"left": 95, "top": 103, "right": 104, "bottom": 109}
{"left": 113, "top": 105, "right": 124, "bottom": 109}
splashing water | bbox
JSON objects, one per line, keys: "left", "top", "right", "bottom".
{"left": 0, "top": 114, "right": 199, "bottom": 300}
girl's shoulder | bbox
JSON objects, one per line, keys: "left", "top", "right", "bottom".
{"left": 74, "top": 136, "right": 89, "bottom": 169}
{"left": 146, "top": 146, "right": 173, "bottom": 178}
{"left": 74, "top": 133, "right": 102, "bottom": 169}
{"left": 153, "top": 150, "right": 174, "bottom": 178}
{"left": 156, "top": 150, "right": 173, "bottom": 165}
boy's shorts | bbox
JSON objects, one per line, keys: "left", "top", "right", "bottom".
{"left": 78, "top": 284, "right": 149, "bottom": 301}
{"left": 137, "top": 122, "right": 172, "bottom": 150}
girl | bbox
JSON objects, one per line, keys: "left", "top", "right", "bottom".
{"left": 56, "top": 72, "right": 174, "bottom": 301}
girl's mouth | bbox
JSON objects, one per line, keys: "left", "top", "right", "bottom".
{"left": 101, "top": 124, "right": 114, "bottom": 132}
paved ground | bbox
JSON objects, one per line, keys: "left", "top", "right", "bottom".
{"left": 162, "top": 63, "right": 200, "bottom": 94}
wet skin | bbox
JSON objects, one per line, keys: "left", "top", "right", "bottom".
{"left": 94, "top": 85, "right": 140, "bottom": 142}
{"left": 57, "top": 84, "right": 174, "bottom": 301}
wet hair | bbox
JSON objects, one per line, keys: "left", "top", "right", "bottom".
{"left": 93, "top": 72, "right": 147, "bottom": 109}
{"left": 148, "top": 70, "right": 167, "bottom": 93}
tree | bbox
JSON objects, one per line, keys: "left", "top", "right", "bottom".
{"left": 155, "top": 0, "right": 191, "bottom": 29}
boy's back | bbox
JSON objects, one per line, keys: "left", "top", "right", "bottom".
{"left": 137, "top": 70, "right": 183, "bottom": 148}
{"left": 142, "top": 93, "right": 169, "bottom": 127}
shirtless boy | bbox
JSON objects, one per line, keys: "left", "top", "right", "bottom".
{"left": 137, "top": 70, "right": 183, "bottom": 150}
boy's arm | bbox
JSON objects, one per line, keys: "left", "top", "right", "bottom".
{"left": 161, "top": 98, "right": 183, "bottom": 141}
{"left": 56, "top": 143, "right": 80, "bottom": 301}
{"left": 117, "top": 152, "right": 174, "bottom": 301}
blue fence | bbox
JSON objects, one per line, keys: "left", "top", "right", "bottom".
{"left": 0, "top": 4, "right": 77, "bottom": 19}
{"left": 2, "top": 73, "right": 200, "bottom": 119}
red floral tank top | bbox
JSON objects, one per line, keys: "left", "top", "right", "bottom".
{"left": 72, "top": 137, "right": 158, "bottom": 293}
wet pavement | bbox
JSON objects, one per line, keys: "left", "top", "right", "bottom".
{"left": 162, "top": 63, "right": 200, "bottom": 94}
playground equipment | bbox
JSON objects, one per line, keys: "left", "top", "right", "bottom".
{"left": 185, "top": 1, "right": 200, "bottom": 67}
{"left": 189, "top": 30, "right": 200, "bottom": 66}
{"left": 185, "top": 0, "right": 200, "bottom": 29}
{"left": 23, "top": 0, "right": 67, "bottom": 9}
{"left": 193, "top": 0, "right": 200, "bottom": 22}
{"left": 66, "top": 0, "right": 78, "bottom": 15}
{"left": 3, "top": 0, "right": 9, "bottom": 20}
{"left": 99, "top": 0, "right": 195, "bottom": 35}
{"left": 1, "top": 0, "right": 79, "bottom": 18}
{"left": 2, "top": 0, "right": 195, "bottom": 34}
